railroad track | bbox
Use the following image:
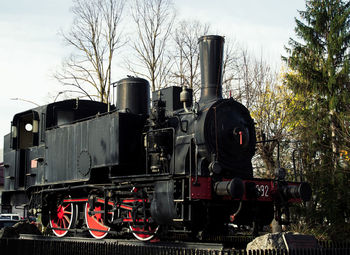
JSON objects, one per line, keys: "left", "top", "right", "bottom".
{"left": 11, "top": 233, "right": 240, "bottom": 255}
{"left": 2, "top": 233, "right": 349, "bottom": 255}
{"left": 1, "top": 221, "right": 254, "bottom": 252}
{"left": 19, "top": 233, "right": 228, "bottom": 250}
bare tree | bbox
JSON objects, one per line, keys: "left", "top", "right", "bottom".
{"left": 221, "top": 38, "right": 240, "bottom": 98}
{"left": 230, "top": 48, "right": 267, "bottom": 109}
{"left": 126, "top": 0, "right": 175, "bottom": 92}
{"left": 55, "top": 0, "right": 125, "bottom": 104}
{"left": 170, "top": 20, "right": 210, "bottom": 100}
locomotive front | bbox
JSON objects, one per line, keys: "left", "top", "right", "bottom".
{"left": 193, "top": 35, "right": 256, "bottom": 179}
{"left": 149, "top": 35, "right": 311, "bottom": 234}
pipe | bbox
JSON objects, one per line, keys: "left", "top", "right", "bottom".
{"left": 183, "top": 101, "right": 190, "bottom": 113}
{"left": 198, "top": 35, "right": 225, "bottom": 103}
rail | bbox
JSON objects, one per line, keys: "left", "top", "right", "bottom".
{"left": 0, "top": 235, "right": 349, "bottom": 255}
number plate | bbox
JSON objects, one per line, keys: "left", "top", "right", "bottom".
{"left": 256, "top": 184, "right": 270, "bottom": 198}
{"left": 243, "top": 179, "right": 275, "bottom": 202}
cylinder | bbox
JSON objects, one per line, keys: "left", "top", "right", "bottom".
{"left": 198, "top": 35, "right": 225, "bottom": 103}
{"left": 214, "top": 178, "right": 244, "bottom": 199}
{"left": 116, "top": 77, "right": 150, "bottom": 115}
{"left": 282, "top": 182, "right": 312, "bottom": 202}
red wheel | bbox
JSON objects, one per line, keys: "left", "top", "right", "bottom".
{"left": 85, "top": 200, "right": 114, "bottom": 239}
{"left": 129, "top": 211, "right": 159, "bottom": 241}
{"left": 128, "top": 187, "right": 159, "bottom": 241}
{"left": 49, "top": 199, "right": 77, "bottom": 237}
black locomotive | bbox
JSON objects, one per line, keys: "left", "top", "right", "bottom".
{"left": 1, "top": 35, "right": 311, "bottom": 240}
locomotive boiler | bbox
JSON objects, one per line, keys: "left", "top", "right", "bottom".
{"left": 1, "top": 35, "right": 311, "bottom": 240}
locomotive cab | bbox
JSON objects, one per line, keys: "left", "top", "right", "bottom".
{"left": 11, "top": 110, "right": 40, "bottom": 150}
{"left": 2, "top": 109, "right": 43, "bottom": 213}
{"left": 2, "top": 100, "right": 113, "bottom": 213}
{"left": 6, "top": 109, "right": 42, "bottom": 189}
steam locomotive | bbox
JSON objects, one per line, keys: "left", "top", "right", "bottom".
{"left": 1, "top": 35, "right": 311, "bottom": 240}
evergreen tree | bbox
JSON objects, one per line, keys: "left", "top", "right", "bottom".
{"left": 283, "top": 0, "right": 350, "bottom": 240}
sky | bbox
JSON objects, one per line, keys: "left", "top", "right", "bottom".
{"left": 0, "top": 0, "right": 306, "bottom": 154}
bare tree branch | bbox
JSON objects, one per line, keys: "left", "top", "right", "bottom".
{"left": 55, "top": 0, "right": 125, "bottom": 104}
{"left": 170, "top": 20, "right": 210, "bottom": 101}
{"left": 127, "top": 0, "right": 175, "bottom": 92}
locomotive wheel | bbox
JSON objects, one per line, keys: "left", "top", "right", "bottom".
{"left": 129, "top": 211, "right": 159, "bottom": 241}
{"left": 128, "top": 187, "right": 159, "bottom": 241}
{"left": 49, "top": 198, "right": 77, "bottom": 237}
{"left": 84, "top": 200, "right": 114, "bottom": 239}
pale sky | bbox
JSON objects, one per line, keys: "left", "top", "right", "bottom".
{"left": 0, "top": 0, "right": 306, "bottom": 152}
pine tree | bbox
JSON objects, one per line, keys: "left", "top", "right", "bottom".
{"left": 284, "top": 0, "right": 350, "bottom": 240}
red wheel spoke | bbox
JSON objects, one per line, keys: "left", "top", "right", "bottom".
{"left": 63, "top": 204, "right": 70, "bottom": 210}
{"left": 63, "top": 215, "right": 71, "bottom": 226}
{"left": 62, "top": 218, "right": 67, "bottom": 229}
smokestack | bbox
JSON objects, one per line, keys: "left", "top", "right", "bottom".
{"left": 198, "top": 35, "right": 225, "bottom": 103}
